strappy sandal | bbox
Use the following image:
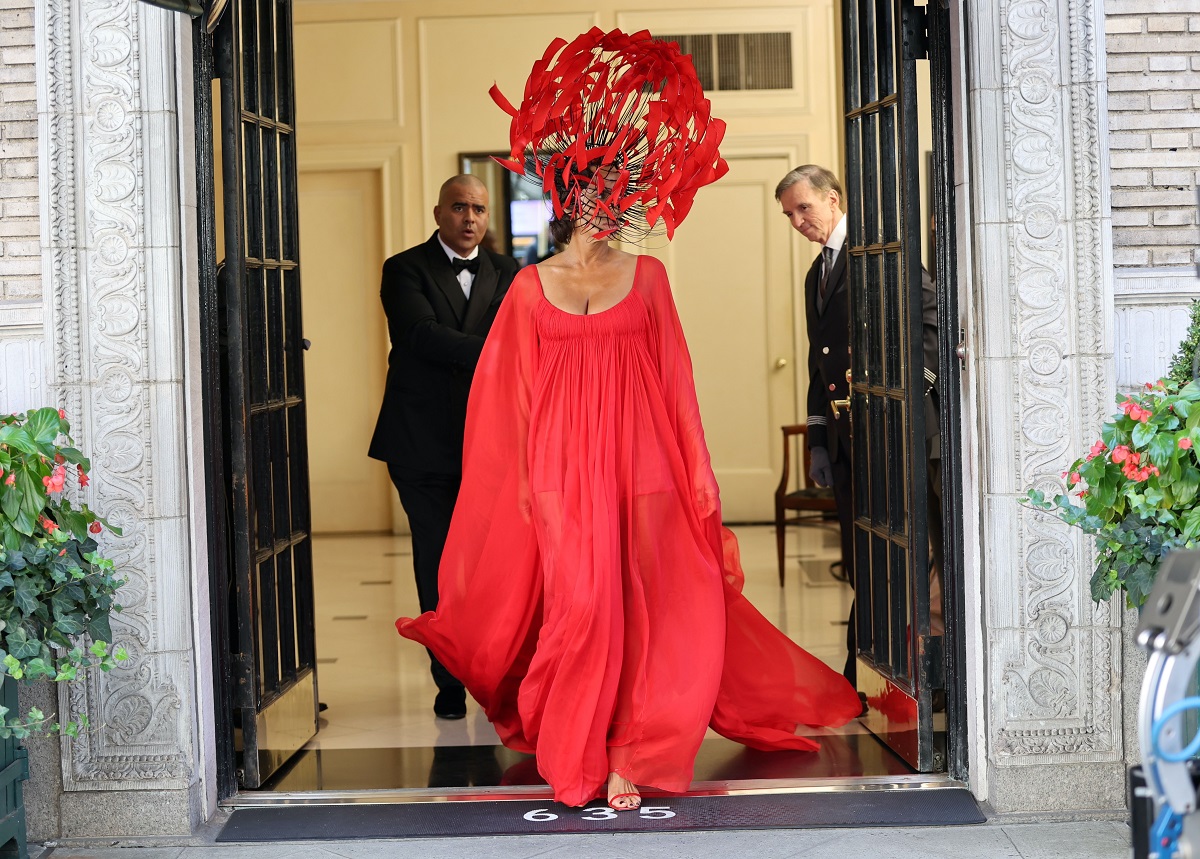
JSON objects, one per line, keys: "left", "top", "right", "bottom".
{"left": 608, "top": 791, "right": 642, "bottom": 811}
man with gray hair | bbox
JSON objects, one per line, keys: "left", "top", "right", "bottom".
{"left": 776, "top": 164, "right": 857, "bottom": 684}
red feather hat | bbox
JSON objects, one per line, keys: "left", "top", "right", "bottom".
{"left": 490, "top": 27, "right": 728, "bottom": 242}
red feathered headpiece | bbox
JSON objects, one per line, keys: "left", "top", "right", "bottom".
{"left": 489, "top": 27, "right": 728, "bottom": 242}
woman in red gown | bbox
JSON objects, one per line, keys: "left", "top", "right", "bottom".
{"left": 397, "top": 27, "right": 862, "bottom": 811}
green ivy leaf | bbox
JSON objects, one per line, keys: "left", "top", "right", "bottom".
{"left": 12, "top": 578, "right": 39, "bottom": 616}
{"left": 22, "top": 657, "right": 54, "bottom": 681}
{"left": 4, "top": 628, "right": 40, "bottom": 661}
{"left": 52, "top": 613, "right": 83, "bottom": 636}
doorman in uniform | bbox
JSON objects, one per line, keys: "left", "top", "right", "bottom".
{"left": 776, "top": 164, "right": 856, "bottom": 683}
{"left": 777, "top": 165, "right": 941, "bottom": 690}
{"left": 369, "top": 174, "right": 519, "bottom": 719}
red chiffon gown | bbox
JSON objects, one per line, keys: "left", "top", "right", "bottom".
{"left": 397, "top": 254, "right": 861, "bottom": 806}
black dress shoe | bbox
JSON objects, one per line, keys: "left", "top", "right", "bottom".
{"left": 434, "top": 688, "right": 467, "bottom": 720}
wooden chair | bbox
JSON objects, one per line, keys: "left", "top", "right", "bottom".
{"left": 775, "top": 424, "right": 838, "bottom": 586}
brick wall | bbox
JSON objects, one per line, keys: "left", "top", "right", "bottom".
{"left": 1107, "top": 2, "right": 1200, "bottom": 268}
{"left": 0, "top": 0, "right": 38, "bottom": 301}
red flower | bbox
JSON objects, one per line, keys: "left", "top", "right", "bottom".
{"left": 41, "top": 516, "right": 58, "bottom": 533}
{"left": 54, "top": 452, "right": 64, "bottom": 464}
{"left": 88, "top": 521, "right": 102, "bottom": 535}
{"left": 4, "top": 473, "right": 13, "bottom": 486}
{"left": 1112, "top": 445, "right": 1136, "bottom": 464}
{"left": 1119, "top": 400, "right": 1152, "bottom": 422}
{"left": 1068, "top": 471, "right": 1081, "bottom": 486}
{"left": 58, "top": 409, "right": 66, "bottom": 419}
{"left": 41, "top": 464, "right": 66, "bottom": 494}
{"left": 77, "top": 465, "right": 89, "bottom": 487}
{"left": 58, "top": 548, "right": 66, "bottom": 557}
{"left": 1123, "top": 461, "right": 1161, "bottom": 482}
{"left": 1182, "top": 437, "right": 1194, "bottom": 450}
{"left": 1086, "top": 440, "right": 1108, "bottom": 461}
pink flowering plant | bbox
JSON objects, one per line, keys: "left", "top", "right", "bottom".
{"left": 0, "top": 407, "right": 127, "bottom": 739}
{"left": 1026, "top": 379, "right": 1200, "bottom": 608}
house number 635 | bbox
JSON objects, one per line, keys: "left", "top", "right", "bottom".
{"left": 522, "top": 807, "right": 676, "bottom": 822}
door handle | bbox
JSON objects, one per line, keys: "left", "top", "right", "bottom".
{"left": 831, "top": 397, "right": 851, "bottom": 419}
{"left": 774, "top": 357, "right": 789, "bottom": 370}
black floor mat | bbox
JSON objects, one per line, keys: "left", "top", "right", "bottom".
{"left": 217, "top": 788, "right": 984, "bottom": 841}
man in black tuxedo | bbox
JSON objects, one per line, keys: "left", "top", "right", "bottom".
{"left": 368, "top": 174, "right": 518, "bottom": 719}
{"left": 777, "top": 165, "right": 940, "bottom": 690}
{"left": 777, "top": 165, "right": 856, "bottom": 682}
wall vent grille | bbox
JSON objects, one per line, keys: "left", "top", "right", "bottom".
{"left": 654, "top": 32, "right": 793, "bottom": 92}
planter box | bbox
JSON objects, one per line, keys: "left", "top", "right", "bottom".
{"left": 0, "top": 679, "right": 27, "bottom": 859}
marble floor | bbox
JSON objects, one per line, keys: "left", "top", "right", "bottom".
{"left": 259, "top": 522, "right": 912, "bottom": 791}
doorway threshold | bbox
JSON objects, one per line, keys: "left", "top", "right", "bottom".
{"left": 221, "top": 773, "right": 964, "bottom": 807}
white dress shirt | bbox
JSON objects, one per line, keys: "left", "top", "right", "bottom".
{"left": 823, "top": 214, "right": 847, "bottom": 278}
{"left": 436, "top": 233, "right": 479, "bottom": 299}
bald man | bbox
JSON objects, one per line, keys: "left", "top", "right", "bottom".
{"left": 369, "top": 174, "right": 518, "bottom": 719}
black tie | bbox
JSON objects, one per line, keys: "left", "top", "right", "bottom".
{"left": 819, "top": 247, "right": 834, "bottom": 301}
{"left": 452, "top": 257, "right": 480, "bottom": 275}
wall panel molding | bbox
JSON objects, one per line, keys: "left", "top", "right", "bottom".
{"left": 1114, "top": 267, "right": 1199, "bottom": 392}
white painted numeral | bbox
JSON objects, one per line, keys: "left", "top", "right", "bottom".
{"left": 581, "top": 806, "right": 619, "bottom": 820}
{"left": 639, "top": 806, "right": 676, "bottom": 819}
{"left": 523, "top": 808, "right": 559, "bottom": 822}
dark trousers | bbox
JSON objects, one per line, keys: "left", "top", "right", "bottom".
{"left": 829, "top": 442, "right": 857, "bottom": 687}
{"left": 387, "top": 464, "right": 464, "bottom": 694}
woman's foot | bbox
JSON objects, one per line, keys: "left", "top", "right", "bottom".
{"left": 607, "top": 772, "right": 641, "bottom": 811}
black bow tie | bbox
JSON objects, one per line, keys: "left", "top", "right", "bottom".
{"left": 452, "top": 257, "right": 480, "bottom": 275}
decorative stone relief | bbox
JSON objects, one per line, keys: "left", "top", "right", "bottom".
{"left": 37, "top": 0, "right": 196, "bottom": 790}
{"left": 972, "top": 0, "right": 1121, "bottom": 768}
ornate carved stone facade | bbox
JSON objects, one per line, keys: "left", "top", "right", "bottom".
{"left": 36, "top": 0, "right": 199, "bottom": 798}
{"left": 966, "top": 0, "right": 1122, "bottom": 803}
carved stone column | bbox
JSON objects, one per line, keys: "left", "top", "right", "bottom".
{"left": 965, "top": 0, "right": 1124, "bottom": 810}
{"left": 36, "top": 0, "right": 205, "bottom": 835}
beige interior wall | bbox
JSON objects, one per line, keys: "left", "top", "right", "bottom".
{"left": 292, "top": 0, "right": 842, "bottom": 525}
{"left": 298, "top": 169, "right": 392, "bottom": 533}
